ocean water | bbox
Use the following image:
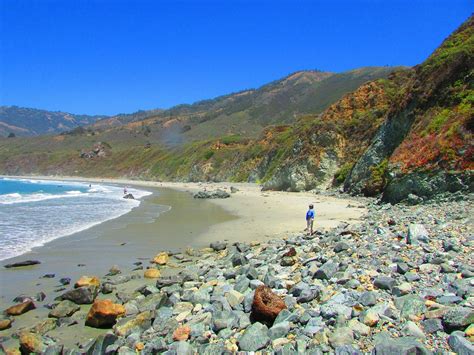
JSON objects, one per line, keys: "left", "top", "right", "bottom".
{"left": 0, "top": 178, "right": 151, "bottom": 261}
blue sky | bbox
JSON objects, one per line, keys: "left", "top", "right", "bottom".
{"left": 0, "top": 0, "right": 472, "bottom": 115}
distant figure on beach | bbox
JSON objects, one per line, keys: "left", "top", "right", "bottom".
{"left": 123, "top": 187, "right": 128, "bottom": 195}
{"left": 305, "top": 204, "right": 315, "bottom": 235}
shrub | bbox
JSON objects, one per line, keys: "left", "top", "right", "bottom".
{"left": 333, "top": 162, "right": 354, "bottom": 185}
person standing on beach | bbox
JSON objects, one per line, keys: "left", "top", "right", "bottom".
{"left": 305, "top": 204, "right": 315, "bottom": 235}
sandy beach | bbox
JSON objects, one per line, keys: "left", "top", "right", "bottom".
{"left": 0, "top": 176, "right": 366, "bottom": 349}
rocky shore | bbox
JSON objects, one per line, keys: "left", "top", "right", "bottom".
{"left": 1, "top": 193, "right": 473, "bottom": 354}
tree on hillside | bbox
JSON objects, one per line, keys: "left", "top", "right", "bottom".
{"left": 7, "top": 132, "right": 16, "bottom": 138}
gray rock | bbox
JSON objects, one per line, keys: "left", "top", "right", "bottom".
{"left": 334, "top": 242, "right": 350, "bottom": 253}
{"left": 448, "top": 331, "right": 474, "bottom": 355}
{"left": 269, "top": 321, "right": 290, "bottom": 339}
{"left": 58, "top": 286, "right": 98, "bottom": 304}
{"left": 238, "top": 322, "right": 270, "bottom": 352}
{"left": 212, "top": 310, "right": 237, "bottom": 332}
{"left": 373, "top": 276, "right": 397, "bottom": 291}
{"left": 442, "top": 306, "right": 474, "bottom": 331}
{"left": 314, "top": 260, "right": 339, "bottom": 280}
{"left": 422, "top": 319, "right": 443, "bottom": 334}
{"left": 210, "top": 241, "right": 227, "bottom": 251}
{"left": 407, "top": 224, "right": 428, "bottom": 245}
{"left": 395, "top": 295, "right": 426, "bottom": 320}
{"left": 142, "top": 338, "right": 167, "bottom": 354}
{"left": 101, "top": 283, "right": 115, "bottom": 294}
{"left": 83, "top": 333, "right": 118, "bottom": 355}
{"left": 335, "top": 345, "right": 361, "bottom": 355}
{"left": 328, "top": 327, "right": 354, "bottom": 348}
{"left": 396, "top": 263, "right": 409, "bottom": 274}
{"left": 48, "top": 300, "right": 80, "bottom": 318}
{"left": 231, "top": 253, "right": 247, "bottom": 267}
{"left": 359, "top": 291, "right": 377, "bottom": 306}
{"left": 373, "top": 334, "right": 430, "bottom": 354}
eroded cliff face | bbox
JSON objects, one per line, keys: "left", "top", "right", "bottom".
{"left": 345, "top": 16, "right": 473, "bottom": 202}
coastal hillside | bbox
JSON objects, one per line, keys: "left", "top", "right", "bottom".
{"left": 90, "top": 67, "right": 397, "bottom": 145}
{"left": 0, "top": 16, "right": 472, "bottom": 203}
{"left": 0, "top": 106, "right": 107, "bottom": 137}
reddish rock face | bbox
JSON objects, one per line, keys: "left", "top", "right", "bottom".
{"left": 251, "top": 285, "right": 286, "bottom": 323}
{"left": 172, "top": 325, "right": 191, "bottom": 341}
{"left": 85, "top": 299, "right": 126, "bottom": 328}
{"left": 5, "top": 300, "right": 36, "bottom": 316}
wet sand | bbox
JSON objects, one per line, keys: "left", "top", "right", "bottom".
{"left": 0, "top": 186, "right": 235, "bottom": 307}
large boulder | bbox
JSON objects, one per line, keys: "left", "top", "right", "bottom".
{"left": 85, "top": 299, "right": 126, "bottom": 328}
{"left": 252, "top": 285, "right": 287, "bottom": 323}
{"left": 144, "top": 268, "right": 161, "bottom": 279}
{"left": 448, "top": 331, "right": 474, "bottom": 355}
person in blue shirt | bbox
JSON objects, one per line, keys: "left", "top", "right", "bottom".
{"left": 305, "top": 204, "right": 315, "bottom": 235}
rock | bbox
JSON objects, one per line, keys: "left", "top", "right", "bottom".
{"left": 314, "top": 260, "right": 339, "bottom": 280}
{"left": 5, "top": 300, "right": 36, "bottom": 315}
{"left": 392, "top": 282, "right": 412, "bottom": 296}
{"left": 359, "top": 291, "right": 377, "bottom": 306}
{"left": 422, "top": 319, "right": 443, "bottom": 334}
{"left": 269, "top": 321, "right": 290, "bottom": 339}
{"left": 4, "top": 260, "right": 41, "bottom": 268}
{"left": 231, "top": 253, "right": 247, "bottom": 266}
{"left": 41, "top": 273, "right": 55, "bottom": 278}
{"left": 396, "top": 263, "right": 409, "bottom": 274}
{"left": 107, "top": 265, "right": 121, "bottom": 276}
{"left": 59, "top": 277, "right": 71, "bottom": 285}
{"left": 212, "top": 310, "right": 238, "bottom": 332}
{"left": 448, "top": 331, "right": 474, "bottom": 355}
{"left": 193, "top": 189, "right": 230, "bottom": 199}
{"left": 19, "top": 332, "right": 47, "bottom": 353}
{"left": 443, "top": 306, "right": 474, "bottom": 331}
{"left": 252, "top": 285, "right": 287, "bottom": 323}
{"left": 361, "top": 310, "right": 379, "bottom": 327}
{"left": 373, "top": 276, "right": 396, "bottom": 291}
{"left": 373, "top": 334, "right": 430, "bottom": 354}
{"left": 74, "top": 275, "right": 100, "bottom": 288}
{"left": 48, "top": 300, "right": 80, "bottom": 318}
{"left": 328, "top": 327, "right": 354, "bottom": 348}
{"left": 225, "top": 290, "right": 244, "bottom": 309}
{"left": 395, "top": 295, "right": 426, "bottom": 320}
{"left": 123, "top": 193, "right": 135, "bottom": 199}
{"left": 82, "top": 333, "right": 118, "bottom": 355}
{"left": 58, "top": 286, "right": 98, "bottom": 304}
{"left": 406, "top": 224, "right": 428, "bottom": 245}
{"left": 86, "top": 299, "right": 126, "bottom": 328}
{"left": 230, "top": 186, "right": 239, "bottom": 193}
{"left": 172, "top": 325, "right": 191, "bottom": 341}
{"left": 283, "top": 247, "right": 297, "bottom": 257}
{"left": 153, "top": 252, "right": 169, "bottom": 265}
{"left": 0, "top": 318, "right": 12, "bottom": 330}
{"left": 335, "top": 345, "right": 361, "bottom": 355}
{"left": 348, "top": 319, "right": 370, "bottom": 336}
{"left": 402, "top": 321, "right": 425, "bottom": 339}
{"left": 144, "top": 268, "right": 161, "bottom": 279}
{"left": 101, "top": 282, "right": 115, "bottom": 294}
{"left": 114, "top": 311, "right": 153, "bottom": 337}
{"left": 210, "top": 241, "right": 227, "bottom": 251}
{"left": 28, "top": 318, "right": 57, "bottom": 335}
{"left": 238, "top": 322, "right": 270, "bottom": 351}
{"left": 333, "top": 242, "right": 350, "bottom": 253}
{"left": 280, "top": 256, "right": 296, "bottom": 266}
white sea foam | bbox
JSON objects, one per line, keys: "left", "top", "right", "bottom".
{"left": 0, "top": 179, "right": 152, "bottom": 260}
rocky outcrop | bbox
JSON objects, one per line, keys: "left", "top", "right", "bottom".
{"left": 193, "top": 189, "right": 230, "bottom": 199}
